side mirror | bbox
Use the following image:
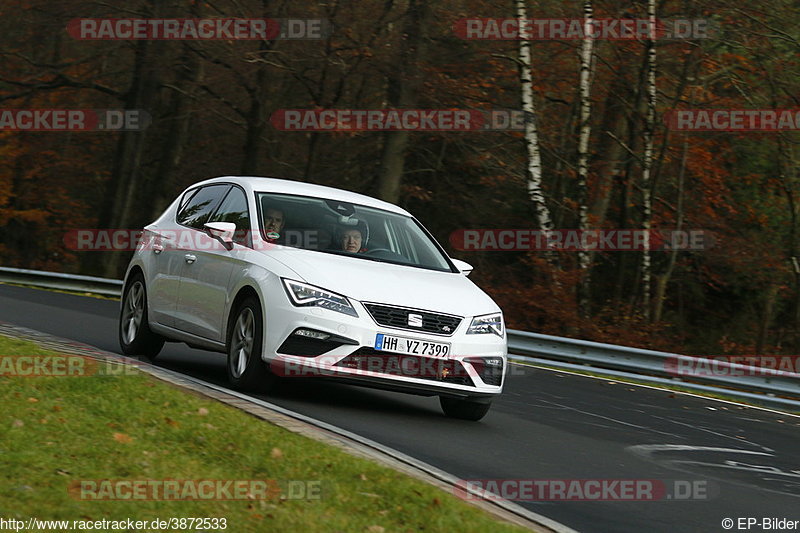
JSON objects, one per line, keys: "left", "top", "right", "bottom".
{"left": 451, "top": 258, "right": 474, "bottom": 276}
{"left": 204, "top": 222, "right": 236, "bottom": 244}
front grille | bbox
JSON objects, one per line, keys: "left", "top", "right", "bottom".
{"left": 336, "top": 348, "right": 474, "bottom": 386}
{"left": 363, "top": 303, "right": 462, "bottom": 336}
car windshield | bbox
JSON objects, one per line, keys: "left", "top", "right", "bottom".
{"left": 256, "top": 192, "right": 453, "bottom": 272}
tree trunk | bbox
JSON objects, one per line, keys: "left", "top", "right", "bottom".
{"left": 516, "top": 0, "right": 554, "bottom": 238}
{"left": 576, "top": 0, "right": 595, "bottom": 316}
{"left": 653, "top": 136, "right": 687, "bottom": 323}
{"left": 376, "top": 0, "right": 427, "bottom": 203}
{"left": 756, "top": 284, "right": 779, "bottom": 355}
{"left": 96, "top": 1, "right": 164, "bottom": 278}
{"left": 151, "top": 46, "right": 205, "bottom": 218}
{"left": 242, "top": 0, "right": 282, "bottom": 175}
{"left": 640, "top": 0, "right": 657, "bottom": 320}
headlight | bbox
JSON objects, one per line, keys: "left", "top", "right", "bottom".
{"left": 281, "top": 279, "right": 358, "bottom": 317}
{"left": 466, "top": 312, "right": 504, "bottom": 336}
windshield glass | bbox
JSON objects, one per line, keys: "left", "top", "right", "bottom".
{"left": 256, "top": 192, "right": 453, "bottom": 272}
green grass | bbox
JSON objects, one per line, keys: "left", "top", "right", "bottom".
{"left": 0, "top": 336, "right": 527, "bottom": 532}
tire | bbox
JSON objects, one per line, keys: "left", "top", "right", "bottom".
{"left": 440, "top": 397, "right": 492, "bottom": 421}
{"left": 226, "top": 296, "right": 276, "bottom": 392}
{"left": 119, "top": 273, "right": 165, "bottom": 360}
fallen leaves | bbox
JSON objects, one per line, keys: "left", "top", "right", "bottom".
{"left": 112, "top": 432, "right": 133, "bottom": 444}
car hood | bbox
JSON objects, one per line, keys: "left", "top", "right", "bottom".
{"left": 264, "top": 248, "right": 500, "bottom": 317}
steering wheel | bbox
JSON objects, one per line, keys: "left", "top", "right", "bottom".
{"left": 364, "top": 247, "right": 392, "bottom": 255}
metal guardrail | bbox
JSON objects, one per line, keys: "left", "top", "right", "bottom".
{"left": 0, "top": 266, "right": 123, "bottom": 297}
{"left": 2, "top": 266, "right": 799, "bottom": 410}
{"left": 507, "top": 329, "right": 800, "bottom": 410}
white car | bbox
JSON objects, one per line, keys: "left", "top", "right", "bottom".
{"left": 119, "top": 176, "right": 506, "bottom": 420}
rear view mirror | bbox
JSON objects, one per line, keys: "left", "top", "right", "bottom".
{"left": 204, "top": 222, "right": 236, "bottom": 244}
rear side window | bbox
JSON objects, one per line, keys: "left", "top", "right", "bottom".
{"left": 177, "top": 184, "right": 230, "bottom": 229}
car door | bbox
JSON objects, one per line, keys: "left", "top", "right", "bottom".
{"left": 175, "top": 184, "right": 252, "bottom": 342}
{"left": 147, "top": 187, "right": 206, "bottom": 327}
{"left": 170, "top": 183, "right": 231, "bottom": 338}
{"left": 146, "top": 224, "right": 185, "bottom": 328}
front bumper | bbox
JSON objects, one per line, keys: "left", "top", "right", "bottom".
{"left": 261, "top": 285, "right": 506, "bottom": 398}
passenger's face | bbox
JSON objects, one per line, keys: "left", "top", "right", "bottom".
{"left": 264, "top": 209, "right": 284, "bottom": 233}
{"left": 341, "top": 229, "right": 362, "bottom": 252}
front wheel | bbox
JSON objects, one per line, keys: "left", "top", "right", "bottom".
{"left": 119, "top": 274, "right": 164, "bottom": 360}
{"left": 226, "top": 297, "right": 276, "bottom": 392}
{"left": 440, "top": 397, "right": 492, "bottom": 421}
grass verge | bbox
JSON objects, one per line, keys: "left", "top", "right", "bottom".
{"left": 0, "top": 335, "right": 528, "bottom": 532}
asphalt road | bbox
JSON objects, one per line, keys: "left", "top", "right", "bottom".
{"left": 1, "top": 284, "right": 799, "bottom": 533}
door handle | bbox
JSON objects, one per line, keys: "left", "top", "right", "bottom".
{"left": 184, "top": 254, "right": 197, "bottom": 264}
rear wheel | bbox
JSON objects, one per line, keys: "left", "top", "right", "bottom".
{"left": 440, "top": 397, "right": 492, "bottom": 421}
{"left": 119, "top": 273, "right": 164, "bottom": 360}
{"left": 226, "top": 297, "right": 276, "bottom": 392}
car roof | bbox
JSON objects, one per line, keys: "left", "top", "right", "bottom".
{"left": 191, "top": 176, "right": 412, "bottom": 216}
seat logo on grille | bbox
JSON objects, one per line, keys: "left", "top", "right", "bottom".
{"left": 407, "top": 313, "right": 423, "bottom": 327}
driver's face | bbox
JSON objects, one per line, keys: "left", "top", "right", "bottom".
{"left": 264, "top": 209, "right": 284, "bottom": 233}
{"left": 341, "top": 229, "right": 362, "bottom": 253}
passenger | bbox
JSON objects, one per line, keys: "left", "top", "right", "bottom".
{"left": 262, "top": 207, "right": 285, "bottom": 241}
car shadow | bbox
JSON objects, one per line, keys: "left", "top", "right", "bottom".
{"left": 146, "top": 346, "right": 443, "bottom": 418}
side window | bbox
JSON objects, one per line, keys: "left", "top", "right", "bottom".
{"left": 177, "top": 184, "right": 230, "bottom": 229}
{"left": 208, "top": 187, "right": 251, "bottom": 246}
{"left": 178, "top": 188, "right": 199, "bottom": 212}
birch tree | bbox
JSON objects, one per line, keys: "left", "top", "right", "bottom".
{"left": 516, "top": 0, "right": 554, "bottom": 238}
{"left": 640, "top": 0, "right": 657, "bottom": 320}
{"left": 576, "top": 0, "right": 594, "bottom": 314}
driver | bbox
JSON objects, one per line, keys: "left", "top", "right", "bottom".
{"left": 340, "top": 228, "right": 363, "bottom": 253}
{"left": 335, "top": 220, "right": 368, "bottom": 253}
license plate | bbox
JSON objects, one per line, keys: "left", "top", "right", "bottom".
{"left": 374, "top": 333, "right": 450, "bottom": 358}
